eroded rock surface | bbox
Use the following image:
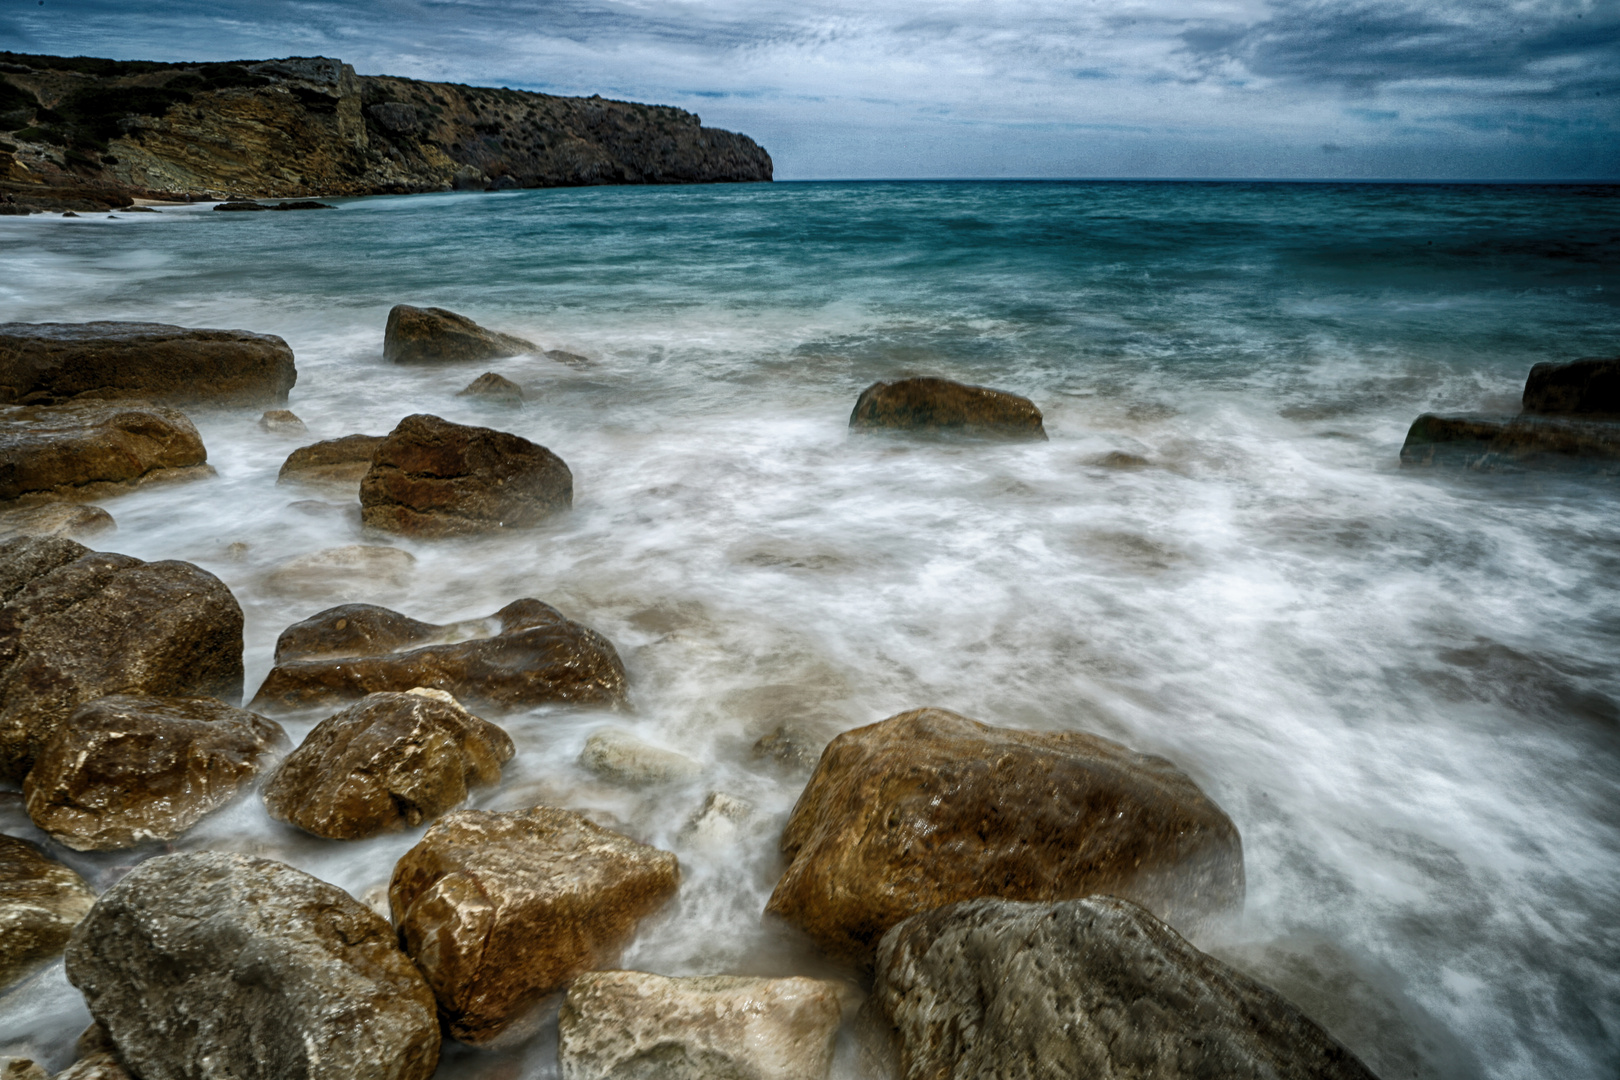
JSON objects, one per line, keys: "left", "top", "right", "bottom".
{"left": 0, "top": 834, "right": 95, "bottom": 988}
{"left": 1523, "top": 357, "right": 1620, "bottom": 416}
{"left": 0, "top": 503, "right": 115, "bottom": 541}
{"left": 277, "top": 433, "right": 385, "bottom": 487}
{"left": 849, "top": 377, "right": 1047, "bottom": 440}
{"left": 1399, "top": 413, "right": 1620, "bottom": 470}
{"left": 0, "top": 401, "right": 208, "bottom": 503}
{"left": 384, "top": 306, "right": 537, "bottom": 365}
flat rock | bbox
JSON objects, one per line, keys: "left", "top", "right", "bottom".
{"left": 258, "top": 408, "right": 306, "bottom": 433}
{"left": 65, "top": 851, "right": 440, "bottom": 1080}
{"left": 0, "top": 537, "right": 245, "bottom": 782}
{"left": 383, "top": 305, "right": 538, "bottom": 365}
{"left": 862, "top": 895, "right": 1377, "bottom": 1080}
{"left": 1399, "top": 413, "right": 1620, "bottom": 470}
{"left": 559, "top": 971, "right": 842, "bottom": 1080}
{"left": 0, "top": 401, "right": 209, "bottom": 504}
{"left": 458, "top": 372, "right": 524, "bottom": 402}
{"left": 765, "top": 708, "right": 1244, "bottom": 965}
{"left": 359, "top": 414, "right": 572, "bottom": 537}
{"left": 1522, "top": 357, "right": 1620, "bottom": 416}
{"left": 250, "top": 598, "right": 626, "bottom": 713}
{"left": 263, "top": 689, "right": 513, "bottom": 840}
{"left": 0, "top": 503, "right": 115, "bottom": 541}
{"left": 23, "top": 694, "right": 287, "bottom": 851}
{"left": 277, "top": 433, "right": 385, "bottom": 487}
{"left": 0, "top": 834, "right": 96, "bottom": 988}
{"left": 0, "top": 322, "right": 296, "bottom": 407}
{"left": 580, "top": 729, "right": 701, "bottom": 787}
{"left": 390, "top": 806, "right": 680, "bottom": 1045}
{"left": 263, "top": 544, "right": 415, "bottom": 596}
{"left": 850, "top": 377, "right": 1047, "bottom": 440}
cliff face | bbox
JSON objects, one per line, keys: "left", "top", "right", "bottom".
{"left": 0, "top": 53, "right": 771, "bottom": 210}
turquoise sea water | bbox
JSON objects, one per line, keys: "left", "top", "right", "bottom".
{"left": 2, "top": 181, "right": 1618, "bottom": 1078}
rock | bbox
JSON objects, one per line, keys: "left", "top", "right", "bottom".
{"left": 765, "top": 708, "right": 1244, "bottom": 965}
{"left": 270, "top": 201, "right": 334, "bottom": 211}
{"left": 0, "top": 536, "right": 245, "bottom": 782}
{"left": 0, "top": 322, "right": 296, "bottom": 407}
{"left": 546, "top": 350, "right": 591, "bottom": 367}
{"left": 258, "top": 408, "right": 306, "bottom": 433}
{"left": 1399, "top": 413, "right": 1620, "bottom": 470}
{"left": 51, "top": 1026, "right": 131, "bottom": 1080}
{"left": 367, "top": 102, "right": 419, "bottom": 134}
{"left": 359, "top": 414, "right": 572, "bottom": 537}
{"left": 383, "top": 305, "right": 538, "bottom": 365}
{"left": 862, "top": 895, "right": 1376, "bottom": 1080}
{"left": 580, "top": 729, "right": 701, "bottom": 787}
{"left": 457, "top": 371, "right": 524, "bottom": 403}
{"left": 0, "top": 834, "right": 96, "bottom": 988}
{"left": 262, "top": 689, "right": 513, "bottom": 840}
{"left": 213, "top": 201, "right": 269, "bottom": 211}
{"left": 559, "top": 971, "right": 843, "bottom": 1080}
{"left": 0, "top": 401, "right": 209, "bottom": 504}
{"left": 22, "top": 694, "right": 287, "bottom": 851}
{"left": 849, "top": 377, "right": 1047, "bottom": 440}
{"left": 1096, "top": 450, "right": 1151, "bottom": 469}
{"left": 251, "top": 598, "right": 626, "bottom": 713}
{"left": 389, "top": 806, "right": 681, "bottom": 1045}
{"left": 679, "top": 791, "right": 753, "bottom": 847}
{"left": 751, "top": 724, "right": 823, "bottom": 775}
{"left": 277, "top": 433, "right": 386, "bottom": 487}
{"left": 1, "top": 1061, "right": 47, "bottom": 1080}
{"left": 263, "top": 544, "right": 415, "bottom": 596}
{"left": 64, "top": 851, "right": 441, "bottom": 1080}
{"left": 0, "top": 503, "right": 115, "bottom": 541}
{"left": 1523, "top": 357, "right": 1620, "bottom": 415}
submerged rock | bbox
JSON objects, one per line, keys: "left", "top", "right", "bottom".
{"left": 1522, "top": 357, "right": 1620, "bottom": 416}
{"left": 0, "top": 834, "right": 96, "bottom": 989}
{"left": 65, "top": 851, "right": 440, "bottom": 1080}
{"left": 1095, "top": 450, "right": 1152, "bottom": 469}
{"left": 277, "top": 433, "right": 385, "bottom": 487}
{"left": 766, "top": 708, "right": 1244, "bottom": 965}
{"left": 458, "top": 371, "right": 524, "bottom": 402}
{"left": 0, "top": 401, "right": 209, "bottom": 504}
{"left": 263, "top": 544, "right": 415, "bottom": 596}
{"left": 1399, "top": 413, "right": 1620, "bottom": 470}
{"left": 383, "top": 305, "right": 538, "bottom": 365}
{"left": 258, "top": 408, "right": 306, "bottom": 433}
{"left": 849, "top": 377, "right": 1047, "bottom": 440}
{"left": 0, "top": 503, "right": 115, "bottom": 541}
{"left": 390, "top": 806, "right": 680, "bottom": 1046}
{"left": 580, "top": 728, "right": 701, "bottom": 787}
{"left": 679, "top": 791, "right": 753, "bottom": 847}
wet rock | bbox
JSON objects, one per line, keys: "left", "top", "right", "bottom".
{"left": 751, "top": 724, "right": 823, "bottom": 775}
{"left": 270, "top": 201, "right": 334, "bottom": 211}
{"left": 765, "top": 708, "right": 1244, "bottom": 965}
{"left": 0, "top": 537, "right": 245, "bottom": 782}
{"left": 383, "top": 305, "right": 538, "bottom": 365}
{"left": 23, "top": 694, "right": 287, "bottom": 851}
{"left": 2, "top": 1061, "right": 47, "bottom": 1080}
{"left": 0, "top": 401, "right": 209, "bottom": 504}
{"left": 263, "top": 544, "right": 415, "bottom": 596}
{"left": 359, "top": 414, "right": 572, "bottom": 537}
{"left": 679, "top": 791, "right": 753, "bottom": 847}
{"left": 862, "top": 895, "right": 1376, "bottom": 1080}
{"left": 251, "top": 598, "right": 626, "bottom": 713}
{"left": 51, "top": 1026, "right": 131, "bottom": 1080}
{"left": 1399, "top": 413, "right": 1620, "bottom": 470}
{"left": 1096, "top": 450, "right": 1151, "bottom": 469}
{"left": 849, "top": 377, "right": 1047, "bottom": 440}
{"left": 0, "top": 503, "right": 115, "bottom": 541}
{"left": 546, "top": 349, "right": 591, "bottom": 367}
{"left": 263, "top": 689, "right": 513, "bottom": 840}
{"left": 457, "top": 371, "right": 524, "bottom": 403}
{"left": 214, "top": 201, "right": 269, "bottom": 211}
{"left": 390, "top": 806, "right": 680, "bottom": 1046}
{"left": 0, "top": 322, "right": 296, "bottom": 407}
{"left": 277, "top": 433, "right": 385, "bottom": 487}
{"left": 65, "top": 851, "right": 441, "bottom": 1080}
{"left": 0, "top": 834, "right": 96, "bottom": 988}
{"left": 258, "top": 408, "right": 306, "bottom": 433}
{"left": 580, "top": 729, "right": 700, "bottom": 787}
{"left": 559, "top": 971, "right": 842, "bottom": 1080}
{"left": 1522, "top": 357, "right": 1620, "bottom": 416}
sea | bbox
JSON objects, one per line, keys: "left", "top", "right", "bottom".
{"left": 1, "top": 180, "right": 1617, "bottom": 1079}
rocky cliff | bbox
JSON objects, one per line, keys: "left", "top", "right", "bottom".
{"left": 0, "top": 53, "right": 772, "bottom": 211}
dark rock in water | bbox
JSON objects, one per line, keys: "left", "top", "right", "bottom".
{"left": 23, "top": 694, "right": 287, "bottom": 851}
{"left": 61, "top": 212, "right": 79, "bottom": 218}
{"left": 850, "top": 377, "right": 1047, "bottom": 440}
{"left": 277, "top": 432, "right": 385, "bottom": 487}
{"left": 0, "top": 833, "right": 96, "bottom": 989}
{"left": 766, "top": 707, "right": 1244, "bottom": 965}
{"left": 383, "top": 305, "right": 537, "bottom": 365}
{"left": 545, "top": 349, "right": 590, "bottom": 367}
{"left": 360, "top": 413, "right": 571, "bottom": 536}
{"left": 0, "top": 536, "right": 245, "bottom": 782}
{"left": 0, "top": 321, "right": 296, "bottom": 407}
{"left": 1096, "top": 450, "right": 1151, "bottom": 469}
{"left": 0, "top": 401, "right": 209, "bottom": 504}
{"left": 457, "top": 372, "right": 523, "bottom": 403}
{"left": 1522, "top": 357, "right": 1620, "bottom": 416}
{"left": 263, "top": 689, "right": 513, "bottom": 840}
{"left": 0, "top": 503, "right": 115, "bottom": 541}
{"left": 65, "top": 851, "right": 441, "bottom": 1080}
{"left": 258, "top": 408, "right": 306, "bottom": 433}
{"left": 213, "top": 201, "right": 268, "bottom": 211}
{"left": 390, "top": 806, "right": 680, "bottom": 1046}
{"left": 1400, "top": 413, "right": 1620, "bottom": 470}
{"left": 250, "top": 598, "right": 626, "bottom": 713}
{"left": 862, "top": 895, "right": 1377, "bottom": 1080}
{"left": 271, "top": 201, "right": 334, "bottom": 211}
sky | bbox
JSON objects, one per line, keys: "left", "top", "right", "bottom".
{"left": 4, "top": 0, "right": 1617, "bottom": 179}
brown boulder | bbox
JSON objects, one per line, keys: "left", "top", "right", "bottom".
{"left": 0, "top": 322, "right": 296, "bottom": 407}
{"left": 383, "top": 305, "right": 537, "bottom": 365}
{"left": 0, "top": 503, "right": 115, "bottom": 541}
{"left": 1522, "top": 357, "right": 1620, "bottom": 416}
{"left": 1399, "top": 413, "right": 1620, "bottom": 469}
{"left": 359, "top": 414, "right": 571, "bottom": 536}
{"left": 262, "top": 689, "right": 513, "bottom": 840}
{"left": 849, "top": 377, "right": 1047, "bottom": 440}
{"left": 258, "top": 409, "right": 306, "bottom": 433}
{"left": 766, "top": 708, "right": 1244, "bottom": 965}
{"left": 457, "top": 372, "right": 523, "bottom": 402}
{"left": 277, "top": 433, "right": 385, "bottom": 487}
{"left": 0, "top": 834, "right": 96, "bottom": 988}
{"left": 23, "top": 694, "right": 287, "bottom": 851}
{"left": 0, "top": 401, "right": 209, "bottom": 504}
{"left": 389, "top": 806, "right": 680, "bottom": 1045}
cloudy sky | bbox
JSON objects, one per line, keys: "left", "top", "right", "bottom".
{"left": 6, "top": 0, "right": 1617, "bottom": 178}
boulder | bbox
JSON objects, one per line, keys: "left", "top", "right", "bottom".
{"left": 1399, "top": 413, "right": 1620, "bottom": 470}
{"left": 277, "top": 433, "right": 385, "bottom": 487}
{"left": 359, "top": 414, "right": 572, "bottom": 537}
{"left": 457, "top": 371, "right": 524, "bottom": 403}
{"left": 64, "top": 851, "right": 440, "bottom": 1080}
{"left": 862, "top": 895, "right": 1376, "bottom": 1080}
{"left": 0, "top": 834, "right": 96, "bottom": 988}
{"left": 263, "top": 689, "right": 513, "bottom": 840}
{"left": 679, "top": 791, "right": 753, "bottom": 847}
{"left": 1522, "top": 357, "right": 1620, "bottom": 416}
{"left": 0, "top": 503, "right": 115, "bottom": 541}
{"left": 0, "top": 537, "right": 245, "bottom": 782}
{"left": 214, "top": 201, "right": 269, "bottom": 211}
{"left": 383, "top": 305, "right": 538, "bottom": 365}
{"left": 389, "top": 806, "right": 681, "bottom": 1045}
{"left": 51, "top": 1026, "right": 130, "bottom": 1080}
{"left": 258, "top": 409, "right": 306, "bottom": 433}
{"left": 23, "top": 694, "right": 287, "bottom": 851}
{"left": 2, "top": 1061, "right": 46, "bottom": 1080}
{"left": 263, "top": 545, "right": 415, "bottom": 596}
{"left": 559, "top": 971, "right": 843, "bottom": 1080}
{"left": 580, "top": 729, "right": 701, "bottom": 787}
{"left": 250, "top": 598, "right": 626, "bottom": 713}
{"left": 849, "top": 377, "right": 1047, "bottom": 440}
{"left": 765, "top": 708, "right": 1244, "bottom": 965}
{"left": 0, "top": 401, "right": 209, "bottom": 504}
{"left": 0, "top": 322, "right": 296, "bottom": 407}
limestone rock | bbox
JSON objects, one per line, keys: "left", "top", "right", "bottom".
{"left": 383, "top": 306, "right": 537, "bottom": 365}
{"left": 1399, "top": 413, "right": 1620, "bottom": 470}
{"left": 863, "top": 896, "right": 1376, "bottom": 1080}
{"left": 1522, "top": 357, "right": 1620, "bottom": 416}
{"left": 766, "top": 708, "right": 1244, "bottom": 965}
{"left": 250, "top": 598, "right": 626, "bottom": 713}
{"left": 580, "top": 729, "right": 701, "bottom": 787}
{"left": 263, "top": 689, "right": 513, "bottom": 840}
{"left": 458, "top": 371, "right": 524, "bottom": 402}
{"left": 0, "top": 834, "right": 95, "bottom": 988}
{"left": 0, "top": 537, "right": 245, "bottom": 782}
{"left": 0, "top": 322, "right": 296, "bottom": 407}
{"left": 258, "top": 409, "right": 306, "bottom": 433}
{"left": 263, "top": 544, "right": 415, "bottom": 596}
{"left": 277, "top": 433, "right": 385, "bottom": 487}
{"left": 359, "top": 413, "right": 572, "bottom": 537}
{"left": 559, "top": 971, "right": 843, "bottom": 1080}
{"left": 0, "top": 401, "right": 209, "bottom": 504}
{"left": 390, "top": 806, "right": 681, "bottom": 1045}
{"left": 23, "top": 694, "right": 287, "bottom": 851}
{"left": 65, "top": 851, "right": 440, "bottom": 1080}
{"left": 0, "top": 503, "right": 115, "bottom": 541}
{"left": 849, "top": 377, "right": 1047, "bottom": 440}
